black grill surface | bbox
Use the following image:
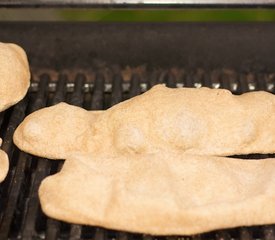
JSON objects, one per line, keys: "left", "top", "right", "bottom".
{"left": 0, "top": 69, "right": 275, "bottom": 239}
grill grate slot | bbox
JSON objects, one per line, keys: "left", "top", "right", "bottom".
{"left": 148, "top": 71, "right": 160, "bottom": 89}
{"left": 215, "top": 230, "right": 231, "bottom": 240}
{"left": 91, "top": 72, "right": 105, "bottom": 110}
{"left": 263, "top": 226, "right": 275, "bottom": 240}
{"left": 129, "top": 74, "right": 142, "bottom": 97}
{"left": 256, "top": 73, "right": 267, "bottom": 91}
{"left": 111, "top": 74, "right": 124, "bottom": 106}
{"left": 0, "top": 70, "right": 275, "bottom": 239}
{"left": 240, "top": 227, "right": 253, "bottom": 240}
{"left": 51, "top": 74, "right": 68, "bottom": 105}
{"left": 0, "top": 99, "right": 30, "bottom": 239}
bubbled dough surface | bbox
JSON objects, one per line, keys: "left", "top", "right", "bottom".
{"left": 105, "top": 85, "right": 275, "bottom": 156}
{"left": 39, "top": 152, "right": 275, "bottom": 235}
{"left": 13, "top": 84, "right": 275, "bottom": 159}
{"left": 13, "top": 103, "right": 103, "bottom": 159}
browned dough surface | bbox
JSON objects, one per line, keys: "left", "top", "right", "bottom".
{"left": 14, "top": 85, "right": 275, "bottom": 159}
{"left": 0, "top": 42, "right": 30, "bottom": 111}
{"left": 39, "top": 152, "right": 275, "bottom": 235}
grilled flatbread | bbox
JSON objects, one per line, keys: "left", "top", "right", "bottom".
{"left": 14, "top": 103, "right": 102, "bottom": 159}
{"left": 14, "top": 85, "right": 275, "bottom": 159}
{"left": 0, "top": 145, "right": 8, "bottom": 183}
{"left": 0, "top": 42, "right": 30, "bottom": 182}
{"left": 0, "top": 42, "right": 30, "bottom": 111}
{"left": 39, "top": 152, "right": 275, "bottom": 235}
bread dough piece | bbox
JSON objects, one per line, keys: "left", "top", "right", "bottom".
{"left": 0, "top": 42, "right": 30, "bottom": 111}
{"left": 14, "top": 85, "right": 275, "bottom": 159}
{"left": 0, "top": 143, "right": 8, "bottom": 183}
{"left": 0, "top": 42, "right": 29, "bottom": 182}
{"left": 14, "top": 103, "right": 102, "bottom": 159}
{"left": 39, "top": 152, "right": 275, "bottom": 235}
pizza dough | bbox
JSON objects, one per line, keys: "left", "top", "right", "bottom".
{"left": 14, "top": 103, "right": 102, "bottom": 159}
{"left": 14, "top": 85, "right": 275, "bottom": 159}
{"left": 0, "top": 42, "right": 30, "bottom": 111}
{"left": 39, "top": 152, "right": 275, "bottom": 235}
{"left": 0, "top": 142, "right": 8, "bottom": 182}
{"left": 0, "top": 42, "right": 30, "bottom": 182}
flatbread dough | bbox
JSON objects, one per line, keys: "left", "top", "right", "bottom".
{"left": 14, "top": 104, "right": 102, "bottom": 159}
{"left": 0, "top": 150, "right": 8, "bottom": 183}
{"left": 0, "top": 42, "right": 30, "bottom": 182}
{"left": 0, "top": 144, "right": 9, "bottom": 183}
{"left": 0, "top": 42, "right": 30, "bottom": 111}
{"left": 14, "top": 85, "right": 275, "bottom": 159}
{"left": 39, "top": 152, "right": 275, "bottom": 235}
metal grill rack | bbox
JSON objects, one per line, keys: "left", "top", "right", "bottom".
{"left": 0, "top": 69, "right": 275, "bottom": 239}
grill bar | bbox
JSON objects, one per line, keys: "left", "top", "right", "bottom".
{"left": 20, "top": 75, "right": 50, "bottom": 239}
{"left": 167, "top": 72, "right": 176, "bottom": 88}
{"left": 44, "top": 76, "right": 67, "bottom": 240}
{"left": 111, "top": 74, "right": 123, "bottom": 107}
{"left": 0, "top": 70, "right": 275, "bottom": 239}
{"left": 129, "top": 74, "right": 141, "bottom": 97}
{"left": 91, "top": 73, "right": 105, "bottom": 111}
{"left": 0, "top": 99, "right": 30, "bottom": 239}
{"left": 68, "top": 73, "right": 86, "bottom": 240}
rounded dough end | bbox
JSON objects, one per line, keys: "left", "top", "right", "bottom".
{"left": 0, "top": 42, "right": 30, "bottom": 111}
{"left": 0, "top": 149, "right": 9, "bottom": 183}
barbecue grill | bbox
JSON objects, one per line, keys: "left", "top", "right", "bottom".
{"left": 1, "top": 1, "right": 275, "bottom": 239}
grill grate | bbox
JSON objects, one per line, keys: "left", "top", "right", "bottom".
{"left": 0, "top": 69, "right": 275, "bottom": 239}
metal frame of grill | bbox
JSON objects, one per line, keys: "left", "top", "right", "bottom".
{"left": 1, "top": 0, "right": 275, "bottom": 8}
{"left": 2, "top": 22, "right": 275, "bottom": 71}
